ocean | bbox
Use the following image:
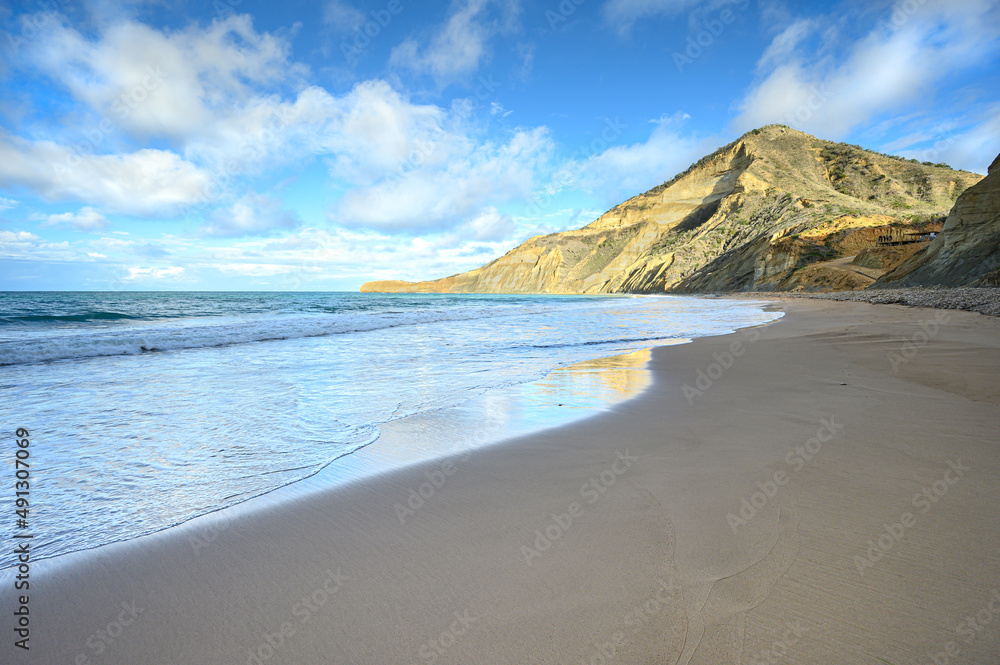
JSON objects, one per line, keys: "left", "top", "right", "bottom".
{"left": 0, "top": 291, "right": 780, "bottom": 568}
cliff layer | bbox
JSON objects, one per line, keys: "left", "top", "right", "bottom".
{"left": 876, "top": 153, "right": 1000, "bottom": 287}
{"left": 361, "top": 126, "right": 983, "bottom": 294}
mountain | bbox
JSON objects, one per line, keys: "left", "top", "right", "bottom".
{"left": 875, "top": 152, "right": 1000, "bottom": 287}
{"left": 360, "top": 126, "right": 984, "bottom": 294}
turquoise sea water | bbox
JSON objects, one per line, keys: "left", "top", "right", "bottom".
{"left": 0, "top": 292, "right": 780, "bottom": 567}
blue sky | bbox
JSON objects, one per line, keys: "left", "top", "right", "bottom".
{"left": 1, "top": 0, "right": 998, "bottom": 291}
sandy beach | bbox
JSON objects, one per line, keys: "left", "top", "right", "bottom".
{"left": 9, "top": 298, "right": 1000, "bottom": 665}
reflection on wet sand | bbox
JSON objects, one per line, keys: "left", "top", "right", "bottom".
{"left": 301, "top": 343, "right": 686, "bottom": 491}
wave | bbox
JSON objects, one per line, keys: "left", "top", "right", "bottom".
{"left": 1, "top": 311, "right": 148, "bottom": 324}
{"left": 520, "top": 334, "right": 685, "bottom": 350}
{"left": 0, "top": 304, "right": 567, "bottom": 366}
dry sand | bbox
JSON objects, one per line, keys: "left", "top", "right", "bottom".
{"left": 6, "top": 299, "right": 1000, "bottom": 664}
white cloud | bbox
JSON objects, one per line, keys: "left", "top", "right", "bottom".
{"left": 0, "top": 134, "right": 212, "bottom": 215}
{"left": 755, "top": 18, "right": 817, "bottom": 74}
{"left": 0, "top": 15, "right": 325, "bottom": 214}
{"left": 0, "top": 197, "right": 17, "bottom": 211}
{"left": 0, "top": 231, "right": 40, "bottom": 243}
{"left": 24, "top": 15, "right": 303, "bottom": 143}
{"left": 389, "top": 0, "right": 517, "bottom": 80}
{"left": 216, "top": 263, "right": 292, "bottom": 276}
{"left": 2, "top": 11, "right": 556, "bottom": 238}
{"left": 88, "top": 236, "right": 136, "bottom": 253}
{"left": 124, "top": 266, "right": 185, "bottom": 281}
{"left": 602, "top": 0, "right": 699, "bottom": 34}
{"left": 334, "top": 124, "right": 551, "bottom": 233}
{"left": 200, "top": 191, "right": 302, "bottom": 237}
{"left": 568, "top": 113, "right": 712, "bottom": 203}
{"left": 318, "top": 81, "right": 455, "bottom": 183}
{"left": 0, "top": 231, "right": 48, "bottom": 260}
{"left": 324, "top": 0, "right": 366, "bottom": 35}
{"left": 490, "top": 101, "right": 512, "bottom": 117}
{"left": 201, "top": 226, "right": 515, "bottom": 287}
{"left": 462, "top": 207, "right": 514, "bottom": 241}
{"left": 42, "top": 207, "right": 109, "bottom": 232}
{"left": 891, "top": 110, "right": 1000, "bottom": 174}
{"left": 735, "top": 0, "right": 1000, "bottom": 139}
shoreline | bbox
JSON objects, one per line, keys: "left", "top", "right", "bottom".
{"left": 724, "top": 285, "right": 1000, "bottom": 317}
{"left": 0, "top": 340, "right": 664, "bottom": 573}
{"left": 2, "top": 293, "right": 776, "bottom": 570}
{"left": 6, "top": 298, "right": 1000, "bottom": 664}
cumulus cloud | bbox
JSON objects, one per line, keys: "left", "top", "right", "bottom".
{"left": 333, "top": 124, "right": 551, "bottom": 233}
{"left": 734, "top": 0, "right": 1000, "bottom": 139}
{"left": 2, "top": 9, "right": 559, "bottom": 240}
{"left": 41, "top": 207, "right": 109, "bottom": 232}
{"left": 0, "top": 15, "right": 317, "bottom": 215}
{"left": 462, "top": 207, "right": 515, "bottom": 241}
{"left": 200, "top": 192, "right": 302, "bottom": 237}
{"left": 206, "top": 226, "right": 514, "bottom": 287}
{"left": 565, "top": 113, "right": 714, "bottom": 204}
{"left": 389, "top": 0, "right": 519, "bottom": 80}
{"left": 124, "top": 266, "right": 185, "bottom": 281}
{"left": 0, "top": 231, "right": 76, "bottom": 262}
{"left": 22, "top": 15, "right": 303, "bottom": 143}
{"left": 0, "top": 133, "right": 212, "bottom": 215}
{"left": 0, "top": 231, "right": 40, "bottom": 244}
{"left": 317, "top": 81, "right": 454, "bottom": 183}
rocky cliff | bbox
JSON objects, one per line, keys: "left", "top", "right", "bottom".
{"left": 875, "top": 153, "right": 1000, "bottom": 287}
{"left": 361, "top": 126, "right": 983, "bottom": 294}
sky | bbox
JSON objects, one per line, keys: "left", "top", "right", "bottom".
{"left": 0, "top": 0, "right": 998, "bottom": 291}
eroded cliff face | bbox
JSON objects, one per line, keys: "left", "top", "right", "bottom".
{"left": 361, "top": 126, "right": 983, "bottom": 294}
{"left": 876, "top": 153, "right": 1000, "bottom": 287}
